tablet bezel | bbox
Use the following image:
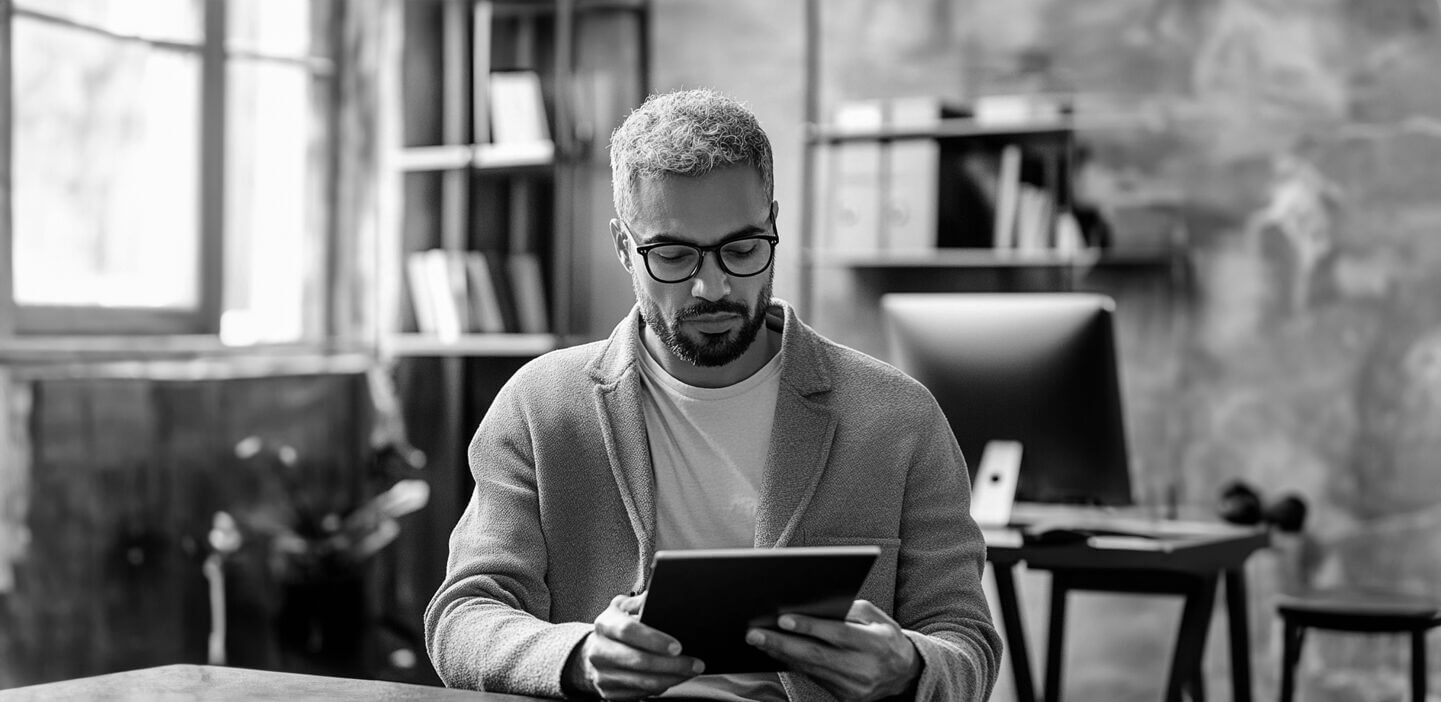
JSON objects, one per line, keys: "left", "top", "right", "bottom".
{"left": 638, "top": 545, "right": 881, "bottom": 674}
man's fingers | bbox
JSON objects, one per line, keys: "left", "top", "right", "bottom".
{"left": 574, "top": 593, "right": 706, "bottom": 700}
{"left": 596, "top": 644, "right": 704, "bottom": 677}
{"left": 613, "top": 592, "right": 647, "bottom": 615}
{"left": 774, "top": 613, "right": 865, "bottom": 649}
{"left": 598, "top": 597, "right": 684, "bottom": 656}
{"left": 845, "top": 599, "right": 888, "bottom": 624}
{"left": 746, "top": 628, "right": 869, "bottom": 691}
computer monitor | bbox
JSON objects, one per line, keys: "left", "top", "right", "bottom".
{"left": 881, "top": 293, "right": 1133, "bottom": 506}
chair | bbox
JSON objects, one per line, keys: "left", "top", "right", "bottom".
{"left": 1277, "top": 588, "right": 1441, "bottom": 702}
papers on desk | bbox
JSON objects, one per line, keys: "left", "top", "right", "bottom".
{"left": 985, "top": 517, "right": 1257, "bottom": 552}
{"left": 981, "top": 527, "right": 1023, "bottom": 547}
{"left": 1007, "top": 502, "right": 1259, "bottom": 538}
{"left": 1086, "top": 535, "right": 1173, "bottom": 551}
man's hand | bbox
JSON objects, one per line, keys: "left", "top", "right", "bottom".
{"left": 563, "top": 593, "right": 705, "bottom": 700}
{"left": 744, "top": 599, "right": 921, "bottom": 702}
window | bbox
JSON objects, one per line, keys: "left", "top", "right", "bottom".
{"left": 4, "top": 0, "right": 336, "bottom": 343}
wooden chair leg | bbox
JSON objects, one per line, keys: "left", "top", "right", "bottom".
{"left": 1412, "top": 629, "right": 1426, "bottom": 702}
{"left": 1045, "top": 576, "right": 1069, "bottom": 702}
{"left": 1184, "top": 670, "right": 1205, "bottom": 702}
{"left": 1279, "top": 620, "right": 1303, "bottom": 702}
{"left": 992, "top": 564, "right": 1037, "bottom": 702}
{"left": 1224, "top": 569, "right": 1253, "bottom": 702}
{"left": 1166, "top": 576, "right": 1217, "bottom": 702}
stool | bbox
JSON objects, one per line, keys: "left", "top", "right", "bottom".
{"left": 1276, "top": 588, "right": 1441, "bottom": 702}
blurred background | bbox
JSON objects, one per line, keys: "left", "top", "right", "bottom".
{"left": 1, "top": 1, "right": 1439, "bottom": 700}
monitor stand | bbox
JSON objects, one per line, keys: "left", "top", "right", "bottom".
{"left": 970, "top": 440, "right": 1022, "bottom": 528}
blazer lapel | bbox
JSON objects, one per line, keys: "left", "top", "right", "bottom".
{"left": 754, "top": 387, "right": 835, "bottom": 548}
{"left": 595, "top": 377, "right": 656, "bottom": 566}
{"left": 590, "top": 309, "right": 657, "bottom": 584}
{"left": 754, "top": 300, "right": 837, "bottom": 548}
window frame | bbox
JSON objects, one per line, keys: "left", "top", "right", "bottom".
{"left": 0, "top": 0, "right": 340, "bottom": 343}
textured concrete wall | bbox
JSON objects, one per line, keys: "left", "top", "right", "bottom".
{"left": 651, "top": 1, "right": 1441, "bottom": 700}
{"left": 1042, "top": 2, "right": 1441, "bottom": 700}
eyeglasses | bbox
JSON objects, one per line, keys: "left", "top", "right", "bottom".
{"left": 623, "top": 218, "right": 779, "bottom": 284}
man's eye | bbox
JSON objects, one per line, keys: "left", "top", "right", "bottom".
{"left": 724, "top": 242, "right": 759, "bottom": 256}
{"left": 652, "top": 248, "right": 693, "bottom": 262}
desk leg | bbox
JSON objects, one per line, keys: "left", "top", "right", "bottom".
{"left": 1044, "top": 573, "right": 1069, "bottom": 702}
{"left": 993, "top": 564, "right": 1037, "bottom": 702}
{"left": 1224, "top": 568, "right": 1252, "bottom": 702}
{"left": 1165, "top": 574, "right": 1218, "bottom": 702}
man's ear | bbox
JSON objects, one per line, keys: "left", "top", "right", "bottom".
{"left": 610, "top": 219, "right": 633, "bottom": 271}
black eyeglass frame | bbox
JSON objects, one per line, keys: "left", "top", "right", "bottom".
{"left": 622, "top": 217, "right": 780, "bottom": 284}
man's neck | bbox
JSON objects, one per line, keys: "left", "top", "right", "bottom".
{"left": 641, "top": 323, "right": 780, "bottom": 389}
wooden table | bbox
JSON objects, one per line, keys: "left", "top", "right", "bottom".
{"left": 0, "top": 664, "right": 546, "bottom": 701}
{"left": 985, "top": 508, "right": 1271, "bottom": 702}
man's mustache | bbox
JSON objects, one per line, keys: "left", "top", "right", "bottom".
{"left": 677, "top": 300, "right": 750, "bottom": 320}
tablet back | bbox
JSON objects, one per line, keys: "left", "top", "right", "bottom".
{"left": 639, "top": 545, "right": 880, "bottom": 674}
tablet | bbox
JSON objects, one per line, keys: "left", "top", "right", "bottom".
{"left": 638, "top": 545, "right": 881, "bottom": 674}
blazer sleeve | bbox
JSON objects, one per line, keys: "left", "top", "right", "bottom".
{"left": 896, "top": 400, "right": 1004, "bottom": 701}
{"left": 422, "top": 378, "right": 592, "bottom": 697}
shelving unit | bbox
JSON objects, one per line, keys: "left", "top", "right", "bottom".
{"left": 811, "top": 247, "right": 1179, "bottom": 270}
{"left": 795, "top": 0, "right": 1186, "bottom": 320}
{"left": 374, "top": 2, "right": 647, "bottom": 681}
{"left": 812, "top": 118, "right": 1072, "bottom": 144}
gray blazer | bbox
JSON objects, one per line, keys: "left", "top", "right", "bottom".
{"left": 425, "top": 300, "right": 1002, "bottom": 700}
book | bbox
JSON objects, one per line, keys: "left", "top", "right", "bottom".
{"left": 487, "top": 251, "right": 521, "bottom": 333}
{"left": 884, "top": 97, "right": 942, "bottom": 254}
{"left": 444, "top": 249, "right": 473, "bottom": 333}
{"left": 639, "top": 546, "right": 880, "bottom": 674}
{"left": 1053, "top": 210, "right": 1087, "bottom": 255}
{"left": 824, "top": 100, "right": 884, "bottom": 254}
{"left": 405, "top": 251, "right": 439, "bottom": 335}
{"left": 422, "top": 249, "right": 463, "bottom": 341}
{"left": 507, "top": 252, "right": 549, "bottom": 334}
{"left": 472, "top": 1, "right": 494, "bottom": 145}
{"left": 489, "top": 70, "right": 551, "bottom": 146}
{"left": 992, "top": 145, "right": 1023, "bottom": 250}
{"left": 973, "top": 94, "right": 1069, "bottom": 127}
{"left": 462, "top": 251, "right": 507, "bottom": 334}
{"left": 1014, "top": 185, "right": 1054, "bottom": 252}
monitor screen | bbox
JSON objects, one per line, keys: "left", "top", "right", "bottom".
{"left": 881, "top": 293, "right": 1133, "bottom": 506}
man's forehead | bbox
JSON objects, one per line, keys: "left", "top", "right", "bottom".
{"left": 631, "top": 168, "right": 768, "bottom": 223}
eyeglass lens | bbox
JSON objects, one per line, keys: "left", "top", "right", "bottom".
{"left": 645, "top": 237, "right": 774, "bottom": 283}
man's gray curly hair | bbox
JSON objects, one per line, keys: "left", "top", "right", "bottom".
{"left": 609, "top": 88, "right": 774, "bottom": 223}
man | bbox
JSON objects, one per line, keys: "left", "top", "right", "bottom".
{"left": 425, "top": 89, "right": 1001, "bottom": 701}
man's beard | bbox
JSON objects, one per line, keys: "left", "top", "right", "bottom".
{"left": 638, "top": 278, "right": 773, "bottom": 368}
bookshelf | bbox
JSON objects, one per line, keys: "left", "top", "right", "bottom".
{"left": 375, "top": 1, "right": 647, "bottom": 681}
{"left": 795, "top": 1, "right": 1187, "bottom": 318}
{"left": 383, "top": 0, "right": 648, "bottom": 358}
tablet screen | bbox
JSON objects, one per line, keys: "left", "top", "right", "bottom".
{"left": 638, "top": 545, "right": 881, "bottom": 674}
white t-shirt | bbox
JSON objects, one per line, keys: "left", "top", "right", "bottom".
{"left": 636, "top": 331, "right": 787, "bottom": 702}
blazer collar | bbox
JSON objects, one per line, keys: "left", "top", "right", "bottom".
{"left": 589, "top": 299, "right": 838, "bottom": 562}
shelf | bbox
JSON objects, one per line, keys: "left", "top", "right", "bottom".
{"left": 809, "top": 117, "right": 1072, "bottom": 145}
{"left": 395, "top": 143, "right": 555, "bottom": 173}
{"left": 381, "top": 333, "right": 560, "bottom": 358}
{"left": 810, "top": 247, "right": 1181, "bottom": 269}
{"left": 491, "top": 0, "right": 647, "bottom": 16}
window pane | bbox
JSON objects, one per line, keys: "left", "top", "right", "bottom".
{"left": 12, "top": 18, "right": 200, "bottom": 310}
{"left": 227, "top": 0, "right": 314, "bottom": 57}
{"left": 224, "top": 59, "right": 330, "bottom": 345}
{"left": 14, "top": 0, "right": 203, "bottom": 44}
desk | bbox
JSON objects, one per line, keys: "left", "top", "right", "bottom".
{"left": 0, "top": 664, "right": 544, "bottom": 701}
{"left": 985, "top": 510, "right": 1270, "bottom": 702}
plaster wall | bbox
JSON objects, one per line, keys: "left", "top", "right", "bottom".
{"left": 651, "top": 1, "right": 1441, "bottom": 700}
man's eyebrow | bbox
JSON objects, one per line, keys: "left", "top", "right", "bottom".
{"left": 638, "top": 223, "right": 770, "bottom": 246}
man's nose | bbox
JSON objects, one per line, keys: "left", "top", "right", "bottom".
{"left": 689, "top": 253, "right": 730, "bottom": 301}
